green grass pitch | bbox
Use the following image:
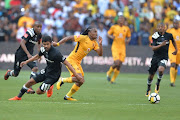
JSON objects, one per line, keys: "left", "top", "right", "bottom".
{"left": 0, "top": 70, "right": 180, "bottom": 120}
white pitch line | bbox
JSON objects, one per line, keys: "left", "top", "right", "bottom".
{"left": 128, "top": 104, "right": 151, "bottom": 106}
{"left": 0, "top": 101, "right": 95, "bottom": 105}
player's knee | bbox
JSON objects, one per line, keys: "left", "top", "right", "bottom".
{"left": 36, "top": 88, "right": 45, "bottom": 94}
{"left": 32, "top": 67, "right": 38, "bottom": 72}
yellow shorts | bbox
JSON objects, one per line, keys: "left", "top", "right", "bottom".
{"left": 66, "top": 58, "right": 84, "bottom": 77}
{"left": 111, "top": 48, "right": 126, "bottom": 62}
{"left": 168, "top": 50, "right": 180, "bottom": 64}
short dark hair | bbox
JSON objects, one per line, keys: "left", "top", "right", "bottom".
{"left": 42, "top": 35, "right": 52, "bottom": 43}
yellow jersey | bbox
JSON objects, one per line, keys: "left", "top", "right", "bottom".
{"left": 68, "top": 35, "right": 99, "bottom": 62}
{"left": 108, "top": 25, "right": 131, "bottom": 49}
{"left": 167, "top": 28, "right": 180, "bottom": 51}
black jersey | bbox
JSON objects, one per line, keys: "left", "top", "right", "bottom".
{"left": 151, "top": 32, "right": 174, "bottom": 60}
{"left": 39, "top": 46, "right": 66, "bottom": 79}
{"left": 16, "top": 28, "right": 42, "bottom": 56}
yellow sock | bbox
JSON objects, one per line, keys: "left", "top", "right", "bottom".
{"left": 111, "top": 69, "right": 120, "bottom": 83}
{"left": 170, "top": 67, "right": 176, "bottom": 83}
{"left": 62, "top": 77, "right": 73, "bottom": 83}
{"left": 174, "top": 69, "right": 178, "bottom": 83}
{"left": 107, "top": 66, "right": 114, "bottom": 77}
{"left": 66, "top": 84, "right": 80, "bottom": 97}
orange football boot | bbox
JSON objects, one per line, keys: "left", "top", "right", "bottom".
{"left": 47, "top": 85, "right": 54, "bottom": 97}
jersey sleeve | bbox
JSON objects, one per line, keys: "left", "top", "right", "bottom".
{"left": 21, "top": 31, "right": 31, "bottom": 42}
{"left": 56, "top": 52, "right": 66, "bottom": 63}
{"left": 74, "top": 35, "right": 85, "bottom": 42}
{"left": 39, "top": 47, "right": 45, "bottom": 56}
{"left": 126, "top": 27, "right": 131, "bottom": 37}
{"left": 108, "top": 26, "right": 114, "bottom": 35}
{"left": 93, "top": 41, "right": 99, "bottom": 50}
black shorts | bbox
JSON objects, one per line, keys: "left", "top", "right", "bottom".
{"left": 148, "top": 57, "right": 167, "bottom": 75}
{"left": 33, "top": 69, "right": 60, "bottom": 92}
{"left": 14, "top": 53, "right": 37, "bottom": 75}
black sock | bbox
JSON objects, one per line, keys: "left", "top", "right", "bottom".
{"left": 156, "top": 79, "right": 161, "bottom": 86}
{"left": 156, "top": 74, "right": 163, "bottom": 86}
{"left": 17, "top": 85, "right": 28, "bottom": 98}
{"left": 147, "top": 78, "right": 152, "bottom": 91}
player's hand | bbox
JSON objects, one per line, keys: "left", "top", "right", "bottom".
{"left": 76, "top": 74, "right": 83, "bottom": 82}
{"left": 98, "top": 36, "right": 102, "bottom": 45}
{"left": 20, "top": 61, "right": 27, "bottom": 67}
{"left": 38, "top": 56, "right": 42, "bottom": 63}
{"left": 161, "top": 40, "right": 167, "bottom": 46}
{"left": 110, "top": 35, "right": 115, "bottom": 40}
{"left": 172, "top": 50, "right": 178, "bottom": 55}
{"left": 52, "top": 42, "right": 58, "bottom": 47}
{"left": 27, "top": 54, "right": 32, "bottom": 59}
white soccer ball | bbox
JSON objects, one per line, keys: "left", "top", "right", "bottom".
{"left": 148, "top": 93, "right": 160, "bottom": 104}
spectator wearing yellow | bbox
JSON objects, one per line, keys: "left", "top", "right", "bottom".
{"left": 104, "top": 3, "right": 116, "bottom": 18}
{"left": 18, "top": 11, "right": 34, "bottom": 28}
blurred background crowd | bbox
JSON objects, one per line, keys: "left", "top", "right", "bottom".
{"left": 0, "top": 0, "right": 179, "bottom": 46}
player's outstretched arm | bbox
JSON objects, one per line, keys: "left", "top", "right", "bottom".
{"left": 20, "top": 54, "right": 40, "bottom": 67}
{"left": 20, "top": 39, "right": 32, "bottom": 59}
{"left": 95, "top": 36, "right": 103, "bottom": 56}
{"left": 53, "top": 36, "right": 75, "bottom": 47}
{"left": 151, "top": 40, "right": 167, "bottom": 51}
{"left": 63, "top": 60, "right": 83, "bottom": 81}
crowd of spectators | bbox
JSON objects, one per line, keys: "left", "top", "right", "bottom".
{"left": 0, "top": 0, "right": 180, "bottom": 46}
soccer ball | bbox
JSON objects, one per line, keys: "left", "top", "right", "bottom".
{"left": 148, "top": 93, "right": 160, "bottom": 104}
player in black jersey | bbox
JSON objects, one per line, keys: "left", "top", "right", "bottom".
{"left": 145, "top": 23, "right": 178, "bottom": 97}
{"left": 4, "top": 21, "right": 42, "bottom": 86}
{"left": 8, "top": 35, "right": 82, "bottom": 100}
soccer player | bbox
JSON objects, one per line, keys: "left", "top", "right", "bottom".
{"left": 145, "top": 23, "right": 178, "bottom": 97}
{"left": 53, "top": 26, "right": 103, "bottom": 101}
{"left": 167, "top": 20, "right": 180, "bottom": 87}
{"left": 8, "top": 35, "right": 82, "bottom": 100}
{"left": 106, "top": 15, "right": 131, "bottom": 83}
{"left": 4, "top": 21, "right": 42, "bottom": 93}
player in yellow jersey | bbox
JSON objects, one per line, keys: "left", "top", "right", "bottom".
{"left": 53, "top": 26, "right": 103, "bottom": 101}
{"left": 167, "top": 20, "right": 180, "bottom": 87}
{"left": 106, "top": 15, "right": 131, "bottom": 83}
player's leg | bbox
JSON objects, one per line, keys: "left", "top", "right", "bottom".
{"left": 4, "top": 54, "right": 23, "bottom": 80}
{"left": 110, "top": 52, "right": 125, "bottom": 83}
{"left": 57, "top": 60, "right": 82, "bottom": 89}
{"left": 27, "top": 61, "right": 38, "bottom": 79}
{"left": 27, "top": 61, "right": 38, "bottom": 93}
{"left": 155, "top": 60, "right": 167, "bottom": 94}
{"left": 8, "top": 78, "right": 37, "bottom": 100}
{"left": 64, "top": 73, "right": 84, "bottom": 101}
{"left": 174, "top": 53, "right": 180, "bottom": 85}
{"left": 110, "top": 60, "right": 121, "bottom": 83}
{"left": 107, "top": 50, "right": 119, "bottom": 81}
{"left": 146, "top": 58, "right": 158, "bottom": 96}
{"left": 170, "top": 63, "right": 176, "bottom": 87}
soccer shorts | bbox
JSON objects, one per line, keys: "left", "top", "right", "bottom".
{"left": 148, "top": 57, "right": 168, "bottom": 75}
{"left": 33, "top": 69, "right": 59, "bottom": 92}
{"left": 14, "top": 53, "right": 37, "bottom": 76}
{"left": 66, "top": 58, "right": 84, "bottom": 77}
{"left": 111, "top": 48, "right": 126, "bottom": 62}
{"left": 168, "top": 50, "right": 180, "bottom": 64}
